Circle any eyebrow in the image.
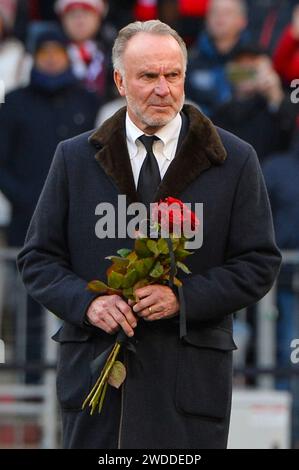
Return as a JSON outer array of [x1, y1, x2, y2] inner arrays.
[[138, 68, 182, 76]]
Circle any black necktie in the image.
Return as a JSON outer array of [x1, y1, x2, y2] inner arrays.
[[137, 135, 161, 205]]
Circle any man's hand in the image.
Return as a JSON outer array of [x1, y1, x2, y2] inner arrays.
[[256, 57, 284, 107], [86, 295, 138, 336], [131, 285, 180, 321]]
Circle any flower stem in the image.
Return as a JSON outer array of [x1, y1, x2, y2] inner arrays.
[[83, 342, 122, 415]]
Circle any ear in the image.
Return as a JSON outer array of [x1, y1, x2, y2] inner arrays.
[[114, 70, 126, 97]]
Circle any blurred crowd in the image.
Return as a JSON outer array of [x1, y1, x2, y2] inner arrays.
[[0, 0, 299, 445]]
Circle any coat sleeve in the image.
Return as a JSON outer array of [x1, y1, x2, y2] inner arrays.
[[182, 145, 282, 324], [17, 141, 99, 328]]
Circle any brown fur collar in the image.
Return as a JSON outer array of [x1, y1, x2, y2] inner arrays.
[[89, 104, 227, 202]]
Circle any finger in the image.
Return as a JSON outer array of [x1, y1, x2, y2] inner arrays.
[[134, 286, 154, 299], [143, 305, 165, 321], [133, 295, 155, 315], [110, 307, 135, 337], [97, 317, 120, 335], [116, 300, 138, 328]]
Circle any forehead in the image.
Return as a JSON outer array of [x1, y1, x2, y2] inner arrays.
[[209, 0, 241, 14], [123, 33, 184, 68]]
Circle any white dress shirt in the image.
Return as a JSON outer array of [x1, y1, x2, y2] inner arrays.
[[125, 112, 182, 188]]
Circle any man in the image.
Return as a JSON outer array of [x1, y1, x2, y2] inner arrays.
[[212, 45, 296, 161], [18, 20, 281, 449], [0, 29, 100, 247], [185, 0, 250, 116]]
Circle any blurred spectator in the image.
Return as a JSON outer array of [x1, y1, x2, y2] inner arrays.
[[105, 0, 135, 30], [213, 46, 296, 160], [262, 140, 299, 445], [177, 0, 210, 47], [246, 0, 295, 53], [133, 1, 209, 47], [0, 29, 100, 247], [0, 0, 30, 93], [273, 3, 299, 85], [55, 0, 113, 99], [0, 29, 100, 383], [28, 0, 57, 21], [185, 0, 250, 116]]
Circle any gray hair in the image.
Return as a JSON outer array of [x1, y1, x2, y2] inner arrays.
[[112, 20, 188, 75]]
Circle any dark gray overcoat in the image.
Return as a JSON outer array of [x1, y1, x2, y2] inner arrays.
[[17, 105, 281, 449]]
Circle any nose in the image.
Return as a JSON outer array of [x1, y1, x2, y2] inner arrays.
[[154, 76, 170, 97]]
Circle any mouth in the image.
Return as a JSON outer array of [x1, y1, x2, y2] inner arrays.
[[149, 104, 171, 109]]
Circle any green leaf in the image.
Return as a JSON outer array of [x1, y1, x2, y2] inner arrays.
[[127, 251, 138, 263], [108, 360, 126, 389], [147, 239, 160, 256], [163, 275, 182, 287], [117, 248, 132, 258], [105, 256, 130, 267], [122, 287, 134, 299], [175, 248, 193, 261], [149, 261, 164, 278], [123, 269, 138, 288], [133, 279, 150, 292], [173, 276, 183, 287], [134, 238, 152, 258], [108, 271, 124, 289], [157, 238, 169, 254], [143, 257, 155, 273], [87, 280, 109, 293], [132, 257, 155, 278], [177, 261, 192, 274]]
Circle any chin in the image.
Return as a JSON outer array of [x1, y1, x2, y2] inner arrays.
[[144, 111, 176, 128]]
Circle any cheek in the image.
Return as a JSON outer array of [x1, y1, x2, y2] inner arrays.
[[127, 83, 153, 101]]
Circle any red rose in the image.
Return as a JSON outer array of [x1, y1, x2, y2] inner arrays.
[[152, 197, 199, 236]]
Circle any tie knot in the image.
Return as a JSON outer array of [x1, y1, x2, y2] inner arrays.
[[138, 134, 159, 153]]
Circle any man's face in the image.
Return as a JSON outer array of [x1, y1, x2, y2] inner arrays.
[[207, 0, 247, 41], [114, 33, 185, 134]]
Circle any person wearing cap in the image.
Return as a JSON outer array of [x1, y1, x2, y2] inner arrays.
[[17, 19, 281, 448], [55, 0, 112, 99]]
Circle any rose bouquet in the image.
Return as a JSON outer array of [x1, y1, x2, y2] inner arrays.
[[82, 197, 199, 415]]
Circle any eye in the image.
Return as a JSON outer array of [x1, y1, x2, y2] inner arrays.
[[141, 73, 157, 80], [166, 72, 180, 80]]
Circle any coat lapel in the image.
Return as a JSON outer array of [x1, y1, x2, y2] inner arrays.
[[89, 107, 138, 203], [89, 104, 227, 203]]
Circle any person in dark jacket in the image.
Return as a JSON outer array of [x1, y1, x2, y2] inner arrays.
[[0, 29, 100, 247], [17, 20, 281, 449], [212, 45, 297, 161], [0, 29, 100, 383], [185, 0, 250, 116]]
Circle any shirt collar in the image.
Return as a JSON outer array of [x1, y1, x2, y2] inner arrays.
[[126, 112, 182, 161]]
